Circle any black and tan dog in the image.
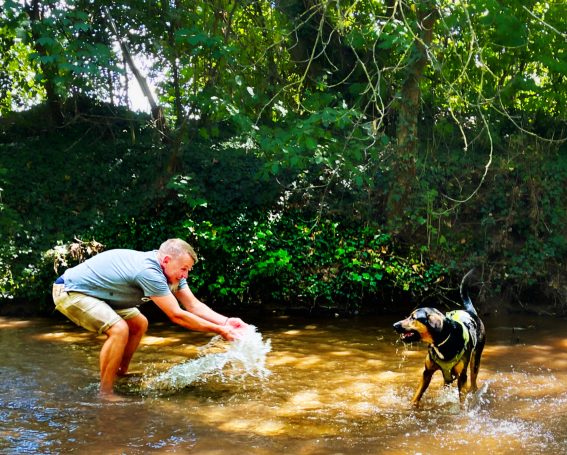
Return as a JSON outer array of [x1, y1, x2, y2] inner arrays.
[[393, 269, 485, 407]]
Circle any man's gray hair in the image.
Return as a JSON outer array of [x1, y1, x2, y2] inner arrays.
[[158, 238, 198, 263]]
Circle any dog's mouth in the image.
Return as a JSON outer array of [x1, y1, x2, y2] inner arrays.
[[398, 330, 421, 343]]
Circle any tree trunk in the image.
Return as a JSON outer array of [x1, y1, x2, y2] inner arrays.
[[164, 0, 184, 130], [387, 2, 438, 226], [26, 0, 63, 125], [103, 6, 169, 138]]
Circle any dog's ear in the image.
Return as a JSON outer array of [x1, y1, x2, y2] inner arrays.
[[427, 311, 445, 331]]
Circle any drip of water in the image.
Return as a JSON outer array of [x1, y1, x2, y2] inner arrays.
[[141, 325, 271, 396]]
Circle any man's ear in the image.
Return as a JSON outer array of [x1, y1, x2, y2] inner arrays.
[[161, 255, 171, 265]]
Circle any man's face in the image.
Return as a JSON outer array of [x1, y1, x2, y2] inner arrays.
[[161, 253, 195, 285]]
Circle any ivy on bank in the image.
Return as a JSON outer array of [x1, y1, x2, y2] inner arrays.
[[180, 215, 446, 313]]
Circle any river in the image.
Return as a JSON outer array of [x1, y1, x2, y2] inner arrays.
[[1, 311, 566, 454]]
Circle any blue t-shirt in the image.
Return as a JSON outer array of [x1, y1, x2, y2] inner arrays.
[[61, 249, 187, 309]]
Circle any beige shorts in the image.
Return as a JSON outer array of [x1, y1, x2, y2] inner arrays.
[[52, 284, 141, 334]]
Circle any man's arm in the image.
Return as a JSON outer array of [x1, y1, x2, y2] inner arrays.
[[150, 292, 236, 341], [174, 286, 227, 325], [174, 286, 248, 331]]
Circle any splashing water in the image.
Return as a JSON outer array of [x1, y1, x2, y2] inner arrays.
[[141, 325, 271, 396]]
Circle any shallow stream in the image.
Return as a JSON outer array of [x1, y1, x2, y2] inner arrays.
[[1, 311, 567, 454]]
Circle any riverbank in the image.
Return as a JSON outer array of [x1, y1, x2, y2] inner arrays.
[[1, 293, 564, 320]]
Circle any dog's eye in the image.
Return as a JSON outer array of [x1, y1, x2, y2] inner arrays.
[[412, 310, 426, 323]]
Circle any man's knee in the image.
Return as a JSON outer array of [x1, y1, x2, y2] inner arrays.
[[106, 319, 130, 340], [129, 314, 148, 336]]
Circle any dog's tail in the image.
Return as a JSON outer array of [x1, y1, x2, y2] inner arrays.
[[460, 268, 478, 316]]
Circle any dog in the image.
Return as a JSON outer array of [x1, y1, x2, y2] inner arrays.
[[393, 269, 485, 407]]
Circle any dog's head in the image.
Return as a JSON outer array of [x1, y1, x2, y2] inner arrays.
[[393, 307, 446, 344]]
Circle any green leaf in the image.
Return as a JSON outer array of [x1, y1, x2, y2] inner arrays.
[[305, 137, 317, 150], [539, 56, 567, 76]]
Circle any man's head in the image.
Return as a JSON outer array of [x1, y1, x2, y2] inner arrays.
[[157, 239, 198, 285]]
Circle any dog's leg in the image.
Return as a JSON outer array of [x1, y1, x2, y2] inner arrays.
[[457, 367, 469, 403], [469, 343, 484, 393], [411, 369, 434, 406], [411, 357, 437, 407]]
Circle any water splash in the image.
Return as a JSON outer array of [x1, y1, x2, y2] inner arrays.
[[466, 380, 491, 411], [141, 325, 271, 396]]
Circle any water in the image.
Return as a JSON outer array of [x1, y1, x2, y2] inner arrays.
[[1, 312, 567, 454], [140, 325, 271, 395]]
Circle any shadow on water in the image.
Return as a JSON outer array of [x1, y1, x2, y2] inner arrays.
[[1, 313, 567, 454]]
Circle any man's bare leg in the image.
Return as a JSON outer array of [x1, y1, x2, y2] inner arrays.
[[117, 314, 148, 377], [99, 320, 129, 397]]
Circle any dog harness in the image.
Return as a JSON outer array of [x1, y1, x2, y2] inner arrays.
[[429, 310, 470, 383]]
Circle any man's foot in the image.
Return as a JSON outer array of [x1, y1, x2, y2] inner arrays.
[[99, 392, 131, 402]]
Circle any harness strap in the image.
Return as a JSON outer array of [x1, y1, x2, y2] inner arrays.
[[429, 312, 470, 382]]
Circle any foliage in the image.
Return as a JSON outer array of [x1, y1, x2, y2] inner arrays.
[[414, 120, 567, 305], [177, 214, 447, 313], [0, 0, 566, 315], [0, 20, 44, 113], [0, 101, 161, 306]]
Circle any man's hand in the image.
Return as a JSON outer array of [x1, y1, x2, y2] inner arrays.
[[225, 317, 247, 330], [217, 325, 239, 341], [217, 317, 249, 341]]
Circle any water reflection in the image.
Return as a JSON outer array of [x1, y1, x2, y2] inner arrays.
[[1, 314, 567, 454]]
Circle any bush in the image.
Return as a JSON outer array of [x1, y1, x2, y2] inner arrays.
[[180, 212, 447, 314]]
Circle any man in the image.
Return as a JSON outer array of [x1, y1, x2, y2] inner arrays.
[[52, 238, 247, 399]]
